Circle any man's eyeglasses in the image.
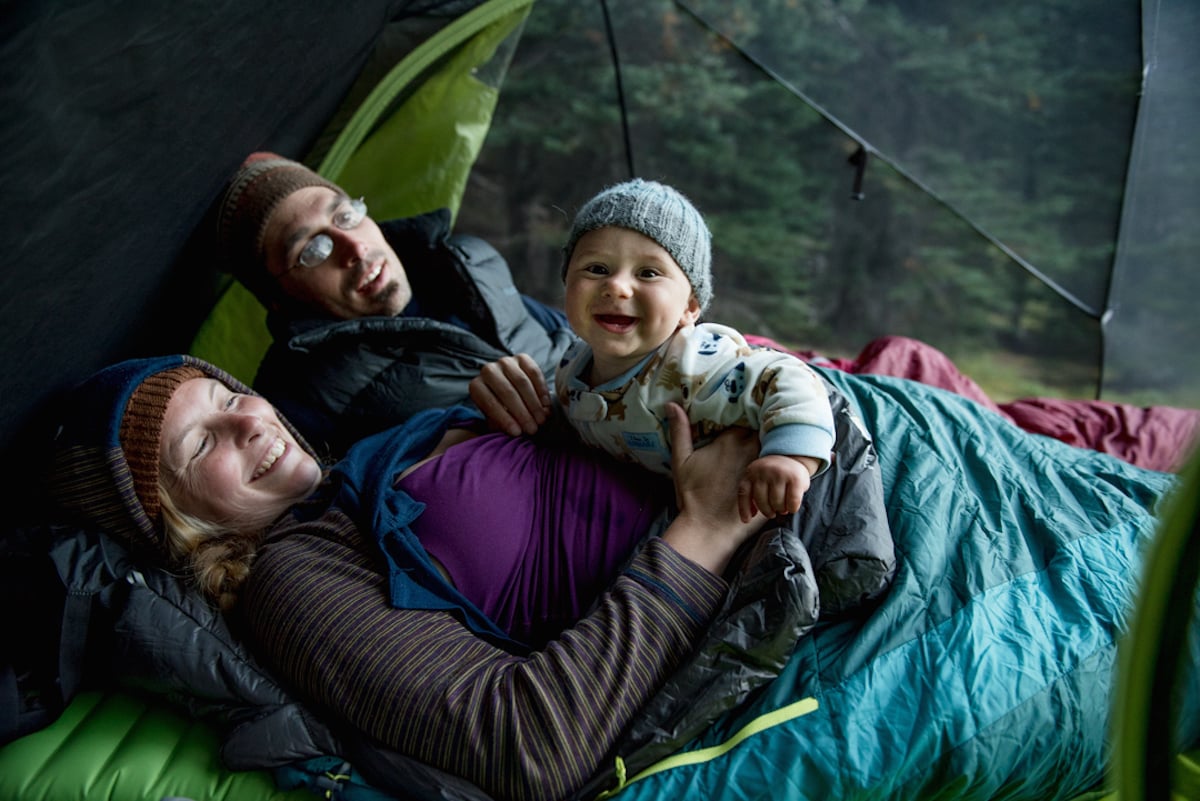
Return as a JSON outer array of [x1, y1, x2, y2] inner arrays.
[[288, 197, 368, 272]]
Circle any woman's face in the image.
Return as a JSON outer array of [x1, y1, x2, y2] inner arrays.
[[157, 377, 323, 529]]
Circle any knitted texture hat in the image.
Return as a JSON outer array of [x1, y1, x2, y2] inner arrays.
[[119, 365, 206, 530], [215, 152, 341, 307], [562, 178, 713, 312], [48, 355, 315, 560]]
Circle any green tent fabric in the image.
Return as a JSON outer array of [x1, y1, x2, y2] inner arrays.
[[1113, 447, 1200, 801], [190, 0, 533, 384]]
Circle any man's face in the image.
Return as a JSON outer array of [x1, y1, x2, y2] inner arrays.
[[261, 186, 411, 319]]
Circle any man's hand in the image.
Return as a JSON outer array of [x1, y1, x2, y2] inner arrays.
[[468, 354, 552, 436]]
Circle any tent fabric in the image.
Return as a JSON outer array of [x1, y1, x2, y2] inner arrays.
[[454, 0, 1200, 408], [188, 0, 534, 385], [2, 1, 1198, 800], [1113, 449, 1200, 799], [1107, 0, 1200, 400], [0, 0, 490, 512]]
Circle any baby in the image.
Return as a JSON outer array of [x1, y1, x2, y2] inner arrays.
[[473, 178, 835, 522]]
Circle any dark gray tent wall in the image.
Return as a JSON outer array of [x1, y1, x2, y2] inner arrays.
[[0, 0, 486, 517], [1108, 0, 1200, 403]]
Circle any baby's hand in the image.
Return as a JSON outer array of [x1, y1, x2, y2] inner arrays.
[[737, 455, 815, 523], [468, 354, 552, 436]]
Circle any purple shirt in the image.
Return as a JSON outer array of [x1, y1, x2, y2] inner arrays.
[[396, 433, 666, 645]]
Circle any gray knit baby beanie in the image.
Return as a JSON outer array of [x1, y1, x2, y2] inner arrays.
[[562, 178, 713, 312]]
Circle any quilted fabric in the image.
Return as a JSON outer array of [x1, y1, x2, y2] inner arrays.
[[599, 368, 1196, 801]]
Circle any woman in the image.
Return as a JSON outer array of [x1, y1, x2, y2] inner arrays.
[[48, 354, 769, 801]]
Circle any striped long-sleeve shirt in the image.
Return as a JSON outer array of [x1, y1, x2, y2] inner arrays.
[[236, 507, 726, 801]]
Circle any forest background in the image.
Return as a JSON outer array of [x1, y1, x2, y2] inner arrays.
[[452, 0, 1197, 406]]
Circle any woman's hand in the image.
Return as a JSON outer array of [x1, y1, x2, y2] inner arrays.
[[661, 402, 765, 574], [468, 354, 552, 436]]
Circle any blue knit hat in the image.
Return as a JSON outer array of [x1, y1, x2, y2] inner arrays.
[[562, 179, 713, 312], [48, 355, 314, 560]]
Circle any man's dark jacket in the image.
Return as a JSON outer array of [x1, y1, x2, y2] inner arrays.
[[253, 209, 576, 457]]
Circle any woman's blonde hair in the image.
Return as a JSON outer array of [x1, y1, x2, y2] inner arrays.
[[158, 484, 263, 612]]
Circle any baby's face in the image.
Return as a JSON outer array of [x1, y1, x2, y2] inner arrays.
[[563, 226, 700, 385]]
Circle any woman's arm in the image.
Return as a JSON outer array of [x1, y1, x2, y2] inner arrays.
[[239, 411, 762, 801]]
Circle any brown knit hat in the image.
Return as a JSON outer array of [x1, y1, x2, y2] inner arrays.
[[119, 365, 207, 530], [215, 152, 342, 307]]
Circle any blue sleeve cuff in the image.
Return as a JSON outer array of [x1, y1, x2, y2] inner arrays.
[[760, 423, 834, 475]]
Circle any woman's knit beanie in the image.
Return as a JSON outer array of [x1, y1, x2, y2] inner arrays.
[[562, 178, 713, 313], [47, 355, 314, 560], [214, 152, 341, 308], [120, 364, 207, 531]]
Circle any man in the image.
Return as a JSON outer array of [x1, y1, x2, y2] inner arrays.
[[214, 152, 575, 456]]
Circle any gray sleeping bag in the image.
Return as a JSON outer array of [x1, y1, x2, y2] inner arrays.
[[575, 377, 896, 796]]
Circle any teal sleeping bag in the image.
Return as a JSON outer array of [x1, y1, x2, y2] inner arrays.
[[595, 368, 1194, 801]]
